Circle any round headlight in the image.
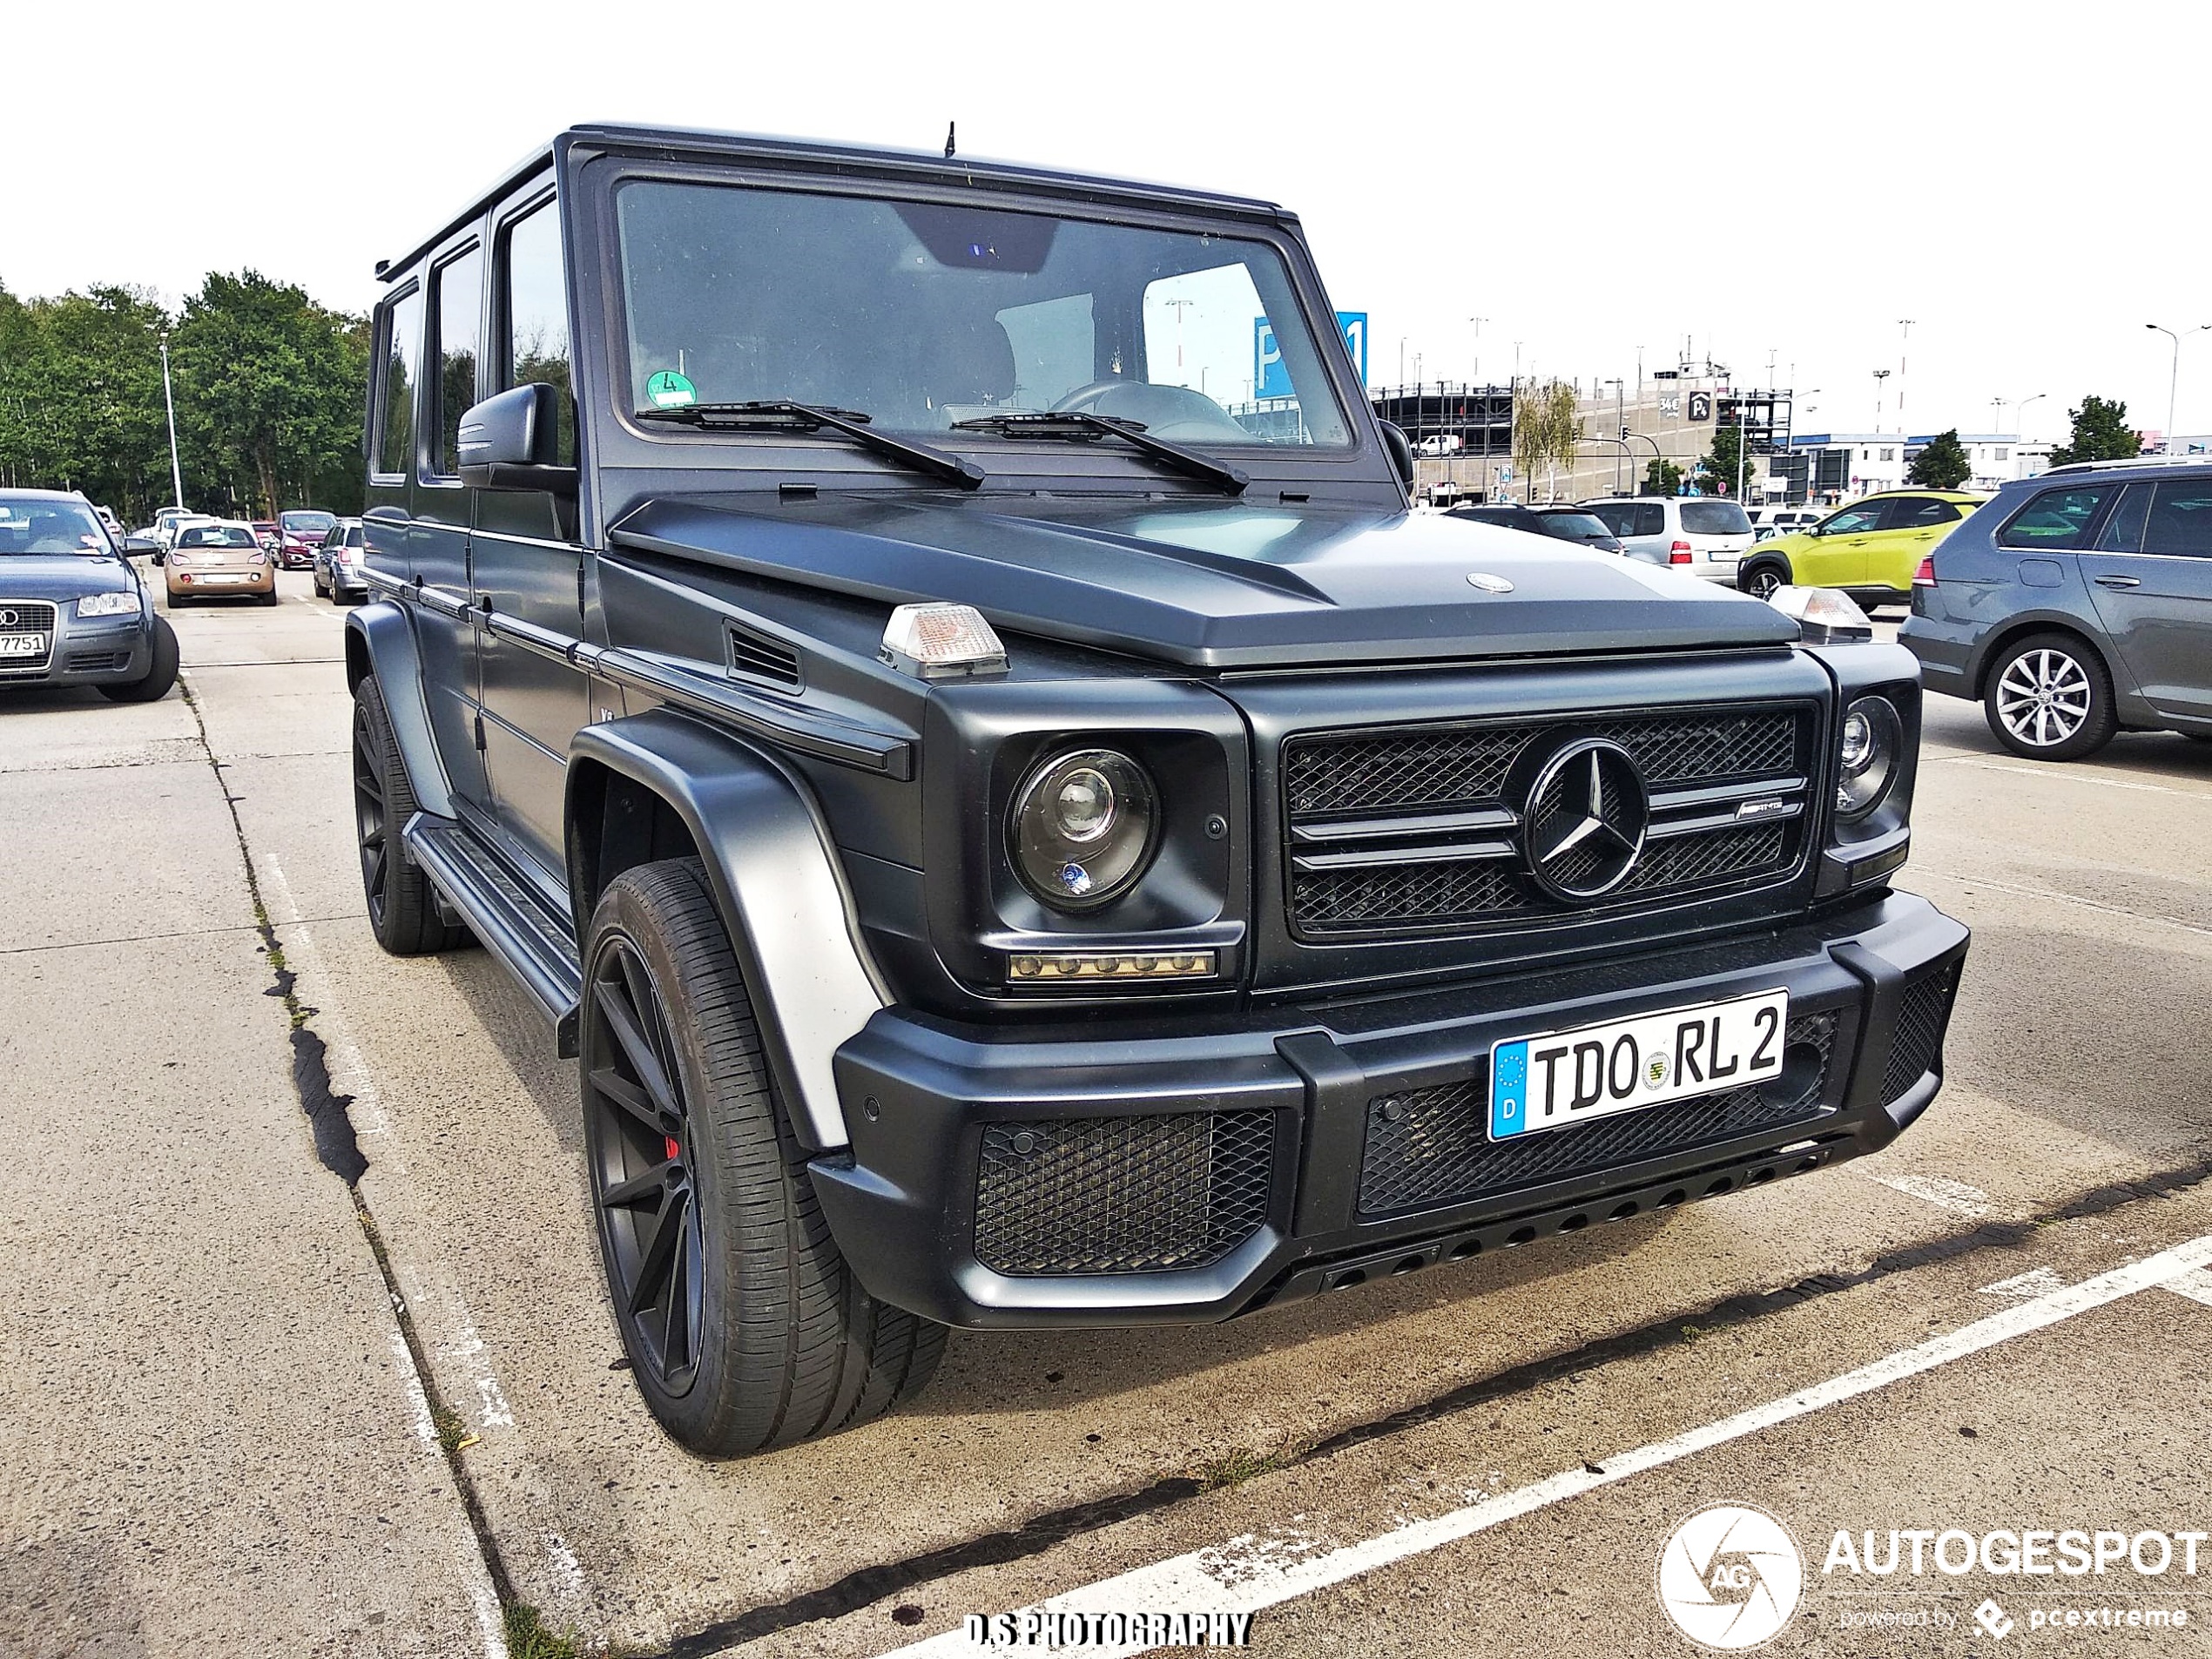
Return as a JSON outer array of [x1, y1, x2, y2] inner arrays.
[[1836, 695, 1902, 820], [1010, 748, 1157, 908]]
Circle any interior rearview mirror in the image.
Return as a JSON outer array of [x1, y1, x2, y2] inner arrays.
[[458, 383, 578, 496]]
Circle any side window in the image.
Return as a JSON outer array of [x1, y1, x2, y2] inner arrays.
[[1585, 504, 1630, 535], [431, 245, 483, 478], [1635, 503, 1665, 536], [1999, 485, 2112, 550], [1888, 497, 1961, 529], [501, 197, 575, 466], [2144, 480, 2212, 557], [1819, 503, 1886, 536], [375, 287, 422, 477], [2092, 483, 2150, 553], [998, 293, 1095, 408]]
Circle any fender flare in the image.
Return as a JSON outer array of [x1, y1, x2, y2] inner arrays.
[[568, 710, 886, 1150], [344, 602, 455, 818]]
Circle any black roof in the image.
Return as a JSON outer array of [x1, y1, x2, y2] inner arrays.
[[377, 123, 1293, 283]]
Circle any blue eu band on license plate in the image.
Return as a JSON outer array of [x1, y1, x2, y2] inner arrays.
[[1488, 988, 1791, 1141]]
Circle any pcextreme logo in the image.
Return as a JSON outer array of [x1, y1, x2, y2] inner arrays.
[[1656, 1504, 1805, 1649]]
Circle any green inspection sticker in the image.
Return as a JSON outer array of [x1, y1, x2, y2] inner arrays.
[[646, 370, 697, 408]]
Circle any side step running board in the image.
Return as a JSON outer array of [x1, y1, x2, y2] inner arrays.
[[403, 812, 583, 1056]]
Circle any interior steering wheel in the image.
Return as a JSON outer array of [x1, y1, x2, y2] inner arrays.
[[1049, 378, 1252, 443]]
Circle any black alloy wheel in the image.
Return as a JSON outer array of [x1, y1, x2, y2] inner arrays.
[[1742, 562, 1786, 600], [584, 933, 706, 1393], [351, 675, 463, 954]]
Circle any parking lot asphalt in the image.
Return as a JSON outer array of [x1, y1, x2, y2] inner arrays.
[[4, 580, 2210, 1657]]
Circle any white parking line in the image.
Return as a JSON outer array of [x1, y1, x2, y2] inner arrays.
[[1937, 874, 2212, 942], [2165, 1267, 2212, 1310], [1929, 755, 2212, 800], [887, 1234, 2212, 1657], [1864, 1172, 1993, 1217], [1977, 1266, 2066, 1298]]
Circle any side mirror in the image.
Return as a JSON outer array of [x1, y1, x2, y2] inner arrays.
[[458, 383, 577, 496], [1378, 420, 1416, 490], [124, 535, 160, 556]]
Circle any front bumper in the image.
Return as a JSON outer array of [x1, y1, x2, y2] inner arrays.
[[813, 891, 1968, 1328], [0, 610, 152, 688]]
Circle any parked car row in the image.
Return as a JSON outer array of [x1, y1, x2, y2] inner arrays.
[[0, 489, 179, 701]]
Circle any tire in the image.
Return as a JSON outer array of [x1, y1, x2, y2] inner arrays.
[[313, 567, 327, 597], [259, 587, 280, 607], [581, 858, 944, 1456], [352, 673, 464, 953], [98, 617, 179, 703], [1739, 559, 1789, 599], [1983, 631, 2117, 761]]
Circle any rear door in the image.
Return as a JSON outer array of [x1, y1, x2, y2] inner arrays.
[[1869, 495, 1967, 594], [469, 184, 590, 888], [2081, 476, 2212, 720]]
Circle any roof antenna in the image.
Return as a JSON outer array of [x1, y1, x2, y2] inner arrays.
[[944, 121, 956, 159]]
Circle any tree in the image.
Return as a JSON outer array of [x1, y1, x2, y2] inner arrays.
[[1699, 418, 1758, 497], [2048, 395, 2141, 467], [0, 283, 175, 523], [1512, 380, 1581, 501], [170, 270, 368, 517], [1642, 457, 1683, 496], [1907, 429, 1973, 489]]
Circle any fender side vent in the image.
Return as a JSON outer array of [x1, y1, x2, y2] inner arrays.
[[724, 619, 802, 693]]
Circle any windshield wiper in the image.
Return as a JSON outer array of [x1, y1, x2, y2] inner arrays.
[[951, 411, 1249, 496], [637, 401, 987, 490]]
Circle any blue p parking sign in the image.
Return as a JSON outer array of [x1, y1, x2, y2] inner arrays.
[[1255, 312, 1368, 397]]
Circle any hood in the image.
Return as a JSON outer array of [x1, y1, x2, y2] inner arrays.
[[0, 555, 133, 602], [610, 496, 1801, 670]]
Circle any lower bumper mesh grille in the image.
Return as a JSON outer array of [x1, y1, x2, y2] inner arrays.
[[974, 1111, 1275, 1276], [1881, 962, 1958, 1103], [1358, 1014, 1838, 1217]]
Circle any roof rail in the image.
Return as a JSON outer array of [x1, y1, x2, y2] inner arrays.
[[2041, 453, 2212, 475]]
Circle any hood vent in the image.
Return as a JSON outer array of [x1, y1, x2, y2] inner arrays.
[[724, 618, 802, 693]]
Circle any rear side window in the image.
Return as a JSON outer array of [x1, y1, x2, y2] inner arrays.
[[1636, 503, 1665, 536], [2000, 485, 2112, 550], [1679, 500, 1751, 535], [2093, 483, 2149, 552], [376, 287, 422, 477], [1889, 497, 1962, 529], [1583, 503, 1634, 535], [432, 245, 483, 477], [2145, 480, 2212, 556]]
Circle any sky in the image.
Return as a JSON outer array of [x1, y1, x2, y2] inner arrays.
[[10, 0, 2212, 445]]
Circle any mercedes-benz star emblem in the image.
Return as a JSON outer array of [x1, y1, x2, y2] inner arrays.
[[1522, 738, 1649, 902], [1465, 571, 1514, 592]]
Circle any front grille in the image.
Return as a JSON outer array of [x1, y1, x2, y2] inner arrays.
[[0, 599, 58, 673], [974, 1110, 1275, 1276], [1881, 963, 1958, 1103], [1285, 705, 1813, 939], [1358, 1013, 1838, 1217]]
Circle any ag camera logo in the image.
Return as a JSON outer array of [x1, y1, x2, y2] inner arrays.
[[1657, 1504, 1804, 1649]]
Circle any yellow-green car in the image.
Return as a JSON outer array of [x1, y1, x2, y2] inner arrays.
[[1737, 490, 1985, 604]]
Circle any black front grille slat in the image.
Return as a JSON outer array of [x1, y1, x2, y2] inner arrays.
[[1881, 963, 1958, 1103], [974, 1111, 1275, 1276], [1284, 705, 1811, 938], [1358, 1014, 1838, 1217]]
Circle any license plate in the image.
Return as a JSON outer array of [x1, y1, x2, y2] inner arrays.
[[1489, 988, 1790, 1140], [202, 572, 248, 584], [0, 632, 45, 658]]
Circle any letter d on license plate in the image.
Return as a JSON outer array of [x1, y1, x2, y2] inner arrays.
[[1488, 988, 1791, 1140]]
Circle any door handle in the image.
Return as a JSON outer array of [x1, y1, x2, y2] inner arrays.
[[2094, 574, 2141, 590]]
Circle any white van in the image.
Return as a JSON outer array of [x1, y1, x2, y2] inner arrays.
[[1577, 496, 1756, 583]]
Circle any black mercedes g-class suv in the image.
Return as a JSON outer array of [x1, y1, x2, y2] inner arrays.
[[347, 125, 1967, 1456]]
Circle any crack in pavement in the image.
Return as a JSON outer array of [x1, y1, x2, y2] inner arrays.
[[175, 672, 520, 1658]]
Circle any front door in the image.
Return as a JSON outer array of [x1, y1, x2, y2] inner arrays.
[[2082, 476, 2212, 720], [472, 188, 588, 889], [1800, 499, 1885, 589], [415, 242, 489, 813]]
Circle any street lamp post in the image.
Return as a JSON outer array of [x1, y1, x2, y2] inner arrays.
[[1871, 368, 1892, 432], [2142, 323, 2209, 449], [158, 332, 185, 510], [2015, 392, 2047, 443]]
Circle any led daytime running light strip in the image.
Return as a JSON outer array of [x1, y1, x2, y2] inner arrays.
[[1008, 949, 1217, 982]]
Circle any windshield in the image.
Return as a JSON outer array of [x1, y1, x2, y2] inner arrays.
[[1679, 500, 1751, 535], [280, 510, 337, 534], [1538, 512, 1615, 542], [614, 180, 1350, 448], [0, 496, 110, 556], [177, 525, 257, 549]]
